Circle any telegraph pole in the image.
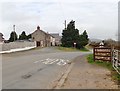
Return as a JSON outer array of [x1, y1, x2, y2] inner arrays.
[[64, 20, 66, 30], [13, 25, 15, 41]]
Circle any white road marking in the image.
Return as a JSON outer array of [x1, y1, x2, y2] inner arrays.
[[57, 59, 67, 65], [34, 58, 69, 66], [34, 61, 39, 63], [47, 59, 56, 64], [66, 60, 70, 62], [39, 60, 44, 62]]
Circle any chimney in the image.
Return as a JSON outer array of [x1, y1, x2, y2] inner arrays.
[[37, 26, 40, 30]]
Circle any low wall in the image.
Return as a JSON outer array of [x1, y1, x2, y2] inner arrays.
[[0, 41, 36, 51]]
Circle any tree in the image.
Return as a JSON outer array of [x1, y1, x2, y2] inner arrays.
[[9, 31, 18, 42], [19, 31, 27, 40], [27, 34, 31, 40], [61, 20, 89, 49], [61, 20, 79, 47], [82, 30, 89, 40], [78, 30, 89, 48]]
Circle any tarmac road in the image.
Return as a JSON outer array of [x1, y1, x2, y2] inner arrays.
[[2, 47, 90, 89]]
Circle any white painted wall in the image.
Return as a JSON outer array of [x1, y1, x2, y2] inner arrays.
[[1, 41, 36, 51], [50, 36, 55, 46]]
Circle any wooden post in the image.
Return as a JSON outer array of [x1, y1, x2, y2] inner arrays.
[[93, 47, 95, 61], [110, 47, 112, 63], [64, 20, 67, 30]]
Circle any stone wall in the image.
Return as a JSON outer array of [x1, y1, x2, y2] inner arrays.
[[0, 41, 36, 51]]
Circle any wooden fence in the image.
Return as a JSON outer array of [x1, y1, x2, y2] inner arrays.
[[93, 46, 120, 75]]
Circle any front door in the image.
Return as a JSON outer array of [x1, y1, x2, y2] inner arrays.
[[36, 41, 40, 47]]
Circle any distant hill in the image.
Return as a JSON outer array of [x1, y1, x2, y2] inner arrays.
[[89, 38, 102, 43]]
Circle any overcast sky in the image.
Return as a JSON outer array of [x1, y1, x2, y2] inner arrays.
[[0, 0, 119, 40]]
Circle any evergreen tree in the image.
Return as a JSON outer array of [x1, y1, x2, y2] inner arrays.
[[83, 30, 89, 45], [9, 31, 18, 42], [82, 30, 89, 40], [61, 20, 89, 49], [61, 20, 79, 47], [27, 34, 31, 40], [19, 31, 27, 40], [78, 30, 89, 48]]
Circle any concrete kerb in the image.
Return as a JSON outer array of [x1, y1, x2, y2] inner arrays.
[[55, 62, 74, 89], [0, 46, 36, 54]]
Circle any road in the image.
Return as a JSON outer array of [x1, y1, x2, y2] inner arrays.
[[2, 47, 90, 89]]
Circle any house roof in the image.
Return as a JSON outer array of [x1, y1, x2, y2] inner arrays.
[[31, 26, 55, 38], [31, 26, 48, 35], [31, 29, 45, 35], [50, 33, 61, 39]]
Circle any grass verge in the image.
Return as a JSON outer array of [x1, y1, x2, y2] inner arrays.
[[87, 54, 120, 85], [57, 46, 89, 52]]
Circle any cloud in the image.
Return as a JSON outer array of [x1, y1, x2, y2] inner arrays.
[[0, 0, 118, 40], [0, 0, 119, 3]]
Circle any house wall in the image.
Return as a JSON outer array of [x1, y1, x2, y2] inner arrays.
[[32, 30, 51, 47], [50, 37, 55, 46], [50, 34, 61, 46], [45, 34, 51, 47], [32, 30, 46, 47], [0, 33, 4, 43], [0, 37, 3, 42]]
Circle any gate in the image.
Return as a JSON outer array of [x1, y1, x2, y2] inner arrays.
[[112, 49, 120, 75], [93, 46, 120, 75]]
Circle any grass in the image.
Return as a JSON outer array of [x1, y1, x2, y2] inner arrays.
[[80, 47, 90, 52], [57, 46, 89, 52], [85, 44, 93, 50], [87, 54, 120, 85]]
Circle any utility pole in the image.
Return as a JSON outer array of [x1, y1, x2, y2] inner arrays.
[[13, 25, 15, 41], [64, 20, 66, 30]]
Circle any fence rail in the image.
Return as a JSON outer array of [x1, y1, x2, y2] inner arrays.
[[112, 49, 120, 75], [93, 47, 120, 75]]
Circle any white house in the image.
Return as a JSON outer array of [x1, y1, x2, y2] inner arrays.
[[50, 33, 61, 46]]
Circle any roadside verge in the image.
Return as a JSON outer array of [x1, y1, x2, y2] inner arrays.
[[56, 54, 118, 89], [87, 54, 120, 88]]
